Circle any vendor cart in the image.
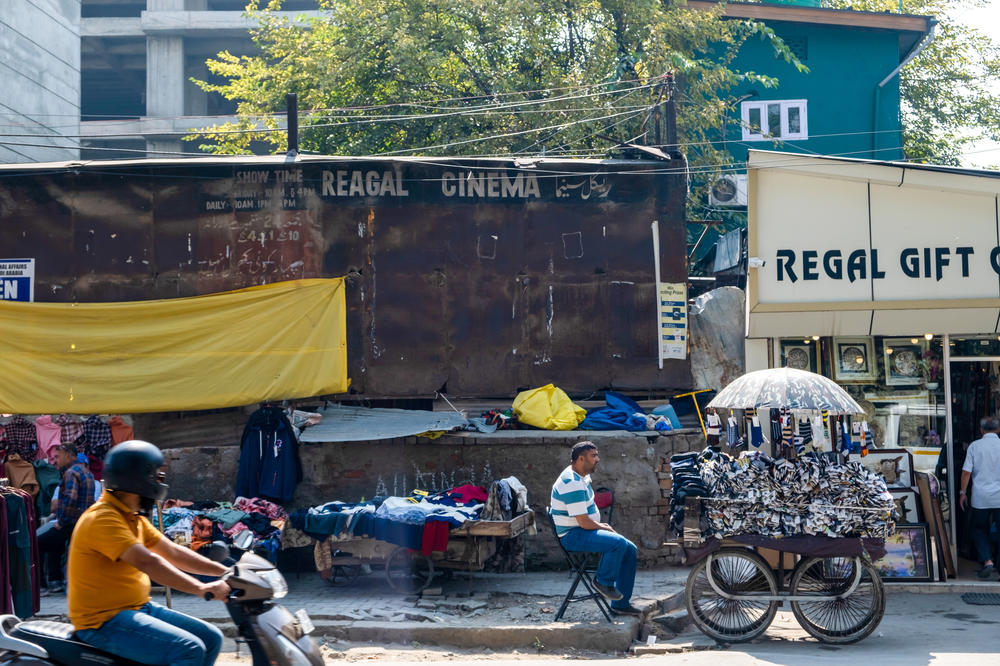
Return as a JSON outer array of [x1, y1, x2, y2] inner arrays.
[[320, 510, 535, 593], [669, 496, 887, 645]]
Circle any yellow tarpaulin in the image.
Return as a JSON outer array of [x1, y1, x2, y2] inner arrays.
[[0, 278, 348, 414]]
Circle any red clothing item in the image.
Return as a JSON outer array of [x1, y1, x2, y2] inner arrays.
[[420, 520, 450, 556], [446, 484, 488, 505], [108, 416, 134, 446]]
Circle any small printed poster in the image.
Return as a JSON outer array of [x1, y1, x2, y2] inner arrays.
[[0, 259, 34, 302], [659, 282, 687, 360]]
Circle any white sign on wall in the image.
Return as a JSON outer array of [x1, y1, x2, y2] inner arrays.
[[0, 259, 34, 302]]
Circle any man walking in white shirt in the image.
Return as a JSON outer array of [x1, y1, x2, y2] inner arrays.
[[960, 416, 1000, 578]]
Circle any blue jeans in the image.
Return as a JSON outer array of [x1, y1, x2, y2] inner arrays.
[[560, 527, 637, 609], [970, 507, 1000, 564], [76, 601, 223, 666]]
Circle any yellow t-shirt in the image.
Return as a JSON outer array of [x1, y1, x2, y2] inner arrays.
[[67, 490, 162, 630]]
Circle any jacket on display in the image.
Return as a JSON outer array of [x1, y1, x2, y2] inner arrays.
[[235, 407, 301, 503]]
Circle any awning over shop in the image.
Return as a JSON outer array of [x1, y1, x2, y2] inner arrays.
[[747, 150, 1000, 337], [0, 278, 347, 413]]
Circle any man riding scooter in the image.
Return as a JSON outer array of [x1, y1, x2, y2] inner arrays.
[[67, 440, 230, 666]]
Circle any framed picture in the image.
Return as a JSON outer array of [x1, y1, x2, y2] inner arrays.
[[859, 448, 914, 489], [883, 337, 926, 386], [780, 339, 818, 373], [890, 488, 921, 523], [872, 523, 932, 582], [832, 337, 876, 382]]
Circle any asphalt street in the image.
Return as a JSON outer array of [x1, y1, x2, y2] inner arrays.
[[209, 591, 1000, 664]]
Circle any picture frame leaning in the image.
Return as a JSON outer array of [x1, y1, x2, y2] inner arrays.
[[872, 523, 932, 582], [832, 337, 876, 383]]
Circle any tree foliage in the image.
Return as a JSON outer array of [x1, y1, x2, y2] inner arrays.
[[831, 0, 1000, 166], [190, 0, 801, 160]]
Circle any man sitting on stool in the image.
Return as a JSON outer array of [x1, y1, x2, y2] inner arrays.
[[550, 441, 640, 616]]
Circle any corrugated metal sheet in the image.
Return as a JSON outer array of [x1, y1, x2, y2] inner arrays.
[[0, 155, 689, 398]]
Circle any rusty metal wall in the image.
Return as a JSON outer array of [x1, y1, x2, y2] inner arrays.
[[0, 156, 689, 397]]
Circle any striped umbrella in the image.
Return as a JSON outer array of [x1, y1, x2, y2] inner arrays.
[[707, 367, 863, 415]]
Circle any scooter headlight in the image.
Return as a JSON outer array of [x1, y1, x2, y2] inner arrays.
[[257, 568, 288, 599]]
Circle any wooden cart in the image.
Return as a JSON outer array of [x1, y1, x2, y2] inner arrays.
[[668, 497, 888, 645], [322, 510, 535, 593]]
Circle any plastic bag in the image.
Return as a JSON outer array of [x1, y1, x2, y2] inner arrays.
[[512, 384, 586, 430]]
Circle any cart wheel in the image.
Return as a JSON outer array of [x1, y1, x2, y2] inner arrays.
[[685, 548, 779, 643], [789, 556, 885, 644], [384, 547, 435, 593]]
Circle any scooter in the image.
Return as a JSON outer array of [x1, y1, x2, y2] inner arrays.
[[0, 543, 323, 666]]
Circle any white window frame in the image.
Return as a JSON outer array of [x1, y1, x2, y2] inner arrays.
[[740, 99, 808, 141]]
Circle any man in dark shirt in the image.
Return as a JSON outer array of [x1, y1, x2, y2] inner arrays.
[[38, 442, 96, 594]]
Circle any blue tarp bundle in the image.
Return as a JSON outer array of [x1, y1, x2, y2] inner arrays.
[[579, 392, 649, 431]]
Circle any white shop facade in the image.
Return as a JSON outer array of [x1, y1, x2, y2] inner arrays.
[[745, 149, 1000, 574]]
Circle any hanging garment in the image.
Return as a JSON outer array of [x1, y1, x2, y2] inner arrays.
[[0, 493, 10, 615], [4, 456, 39, 497], [726, 416, 744, 449], [33, 416, 61, 466], [706, 412, 722, 446], [769, 410, 782, 445], [108, 416, 134, 446], [839, 419, 852, 456], [810, 415, 828, 452], [5, 490, 34, 618], [749, 415, 765, 448], [32, 460, 60, 519], [861, 421, 873, 457], [5, 417, 37, 463], [82, 416, 112, 460], [235, 407, 301, 503], [850, 421, 863, 455], [780, 412, 795, 459], [54, 415, 84, 447]]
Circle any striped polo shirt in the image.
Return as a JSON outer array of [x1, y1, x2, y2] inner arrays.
[[550, 465, 600, 537]]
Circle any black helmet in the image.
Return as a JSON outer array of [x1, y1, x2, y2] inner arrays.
[[104, 440, 169, 503]]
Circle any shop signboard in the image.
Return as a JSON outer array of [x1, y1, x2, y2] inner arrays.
[[747, 150, 1000, 336], [0, 156, 689, 397], [0, 259, 34, 302]]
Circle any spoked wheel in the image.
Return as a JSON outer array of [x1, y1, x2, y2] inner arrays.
[[685, 548, 779, 643], [384, 546, 435, 593], [790, 556, 885, 644]]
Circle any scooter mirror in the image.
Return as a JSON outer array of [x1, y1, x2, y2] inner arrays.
[[233, 529, 254, 551], [207, 541, 231, 562]]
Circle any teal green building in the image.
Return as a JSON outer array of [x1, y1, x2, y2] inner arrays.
[[697, 1, 935, 166]]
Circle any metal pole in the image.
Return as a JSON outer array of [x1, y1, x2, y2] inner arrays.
[[664, 74, 678, 158], [286, 93, 299, 156], [652, 220, 663, 370], [942, 333, 957, 573]]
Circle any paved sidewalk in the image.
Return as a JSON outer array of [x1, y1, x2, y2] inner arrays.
[[39, 566, 689, 621], [36, 567, 690, 651]]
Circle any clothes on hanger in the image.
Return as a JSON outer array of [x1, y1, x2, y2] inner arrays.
[[235, 406, 302, 503]]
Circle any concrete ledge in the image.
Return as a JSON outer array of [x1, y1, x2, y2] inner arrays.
[[885, 580, 1000, 594], [218, 619, 639, 652]]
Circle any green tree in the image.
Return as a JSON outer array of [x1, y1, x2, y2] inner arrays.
[[830, 0, 1000, 166], [189, 0, 801, 160]]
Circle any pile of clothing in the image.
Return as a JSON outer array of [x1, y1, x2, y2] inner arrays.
[[667, 451, 712, 535], [156, 496, 287, 563], [290, 478, 530, 558], [671, 448, 895, 539]]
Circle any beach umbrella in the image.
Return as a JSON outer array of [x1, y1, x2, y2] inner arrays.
[[707, 367, 863, 414]]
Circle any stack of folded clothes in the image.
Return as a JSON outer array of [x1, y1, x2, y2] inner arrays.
[[671, 449, 896, 539], [667, 450, 713, 535]]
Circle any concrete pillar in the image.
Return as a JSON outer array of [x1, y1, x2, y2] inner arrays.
[[146, 35, 185, 119]]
